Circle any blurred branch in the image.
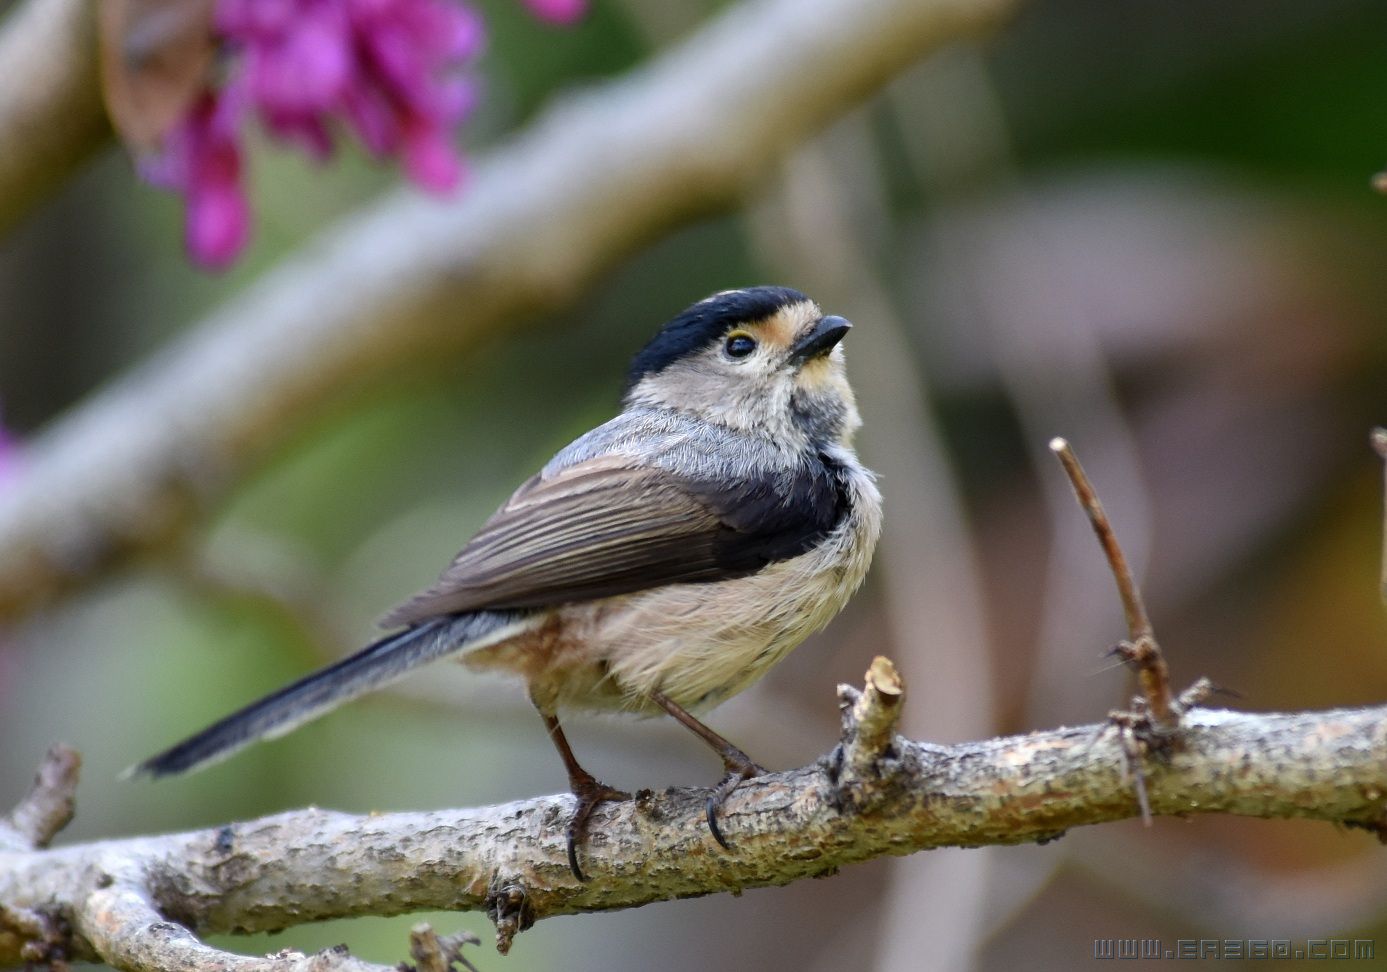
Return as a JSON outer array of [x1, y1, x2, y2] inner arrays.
[[0, 744, 79, 852], [0, 0, 1020, 621], [4, 659, 1387, 968], [0, 0, 110, 235], [1372, 427, 1387, 603]]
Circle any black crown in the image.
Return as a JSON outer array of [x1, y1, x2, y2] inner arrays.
[[624, 286, 809, 395]]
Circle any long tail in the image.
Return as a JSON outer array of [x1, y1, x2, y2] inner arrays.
[[128, 610, 530, 778]]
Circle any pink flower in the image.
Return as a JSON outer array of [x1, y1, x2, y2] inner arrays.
[[143, 91, 251, 269], [143, 0, 578, 269]]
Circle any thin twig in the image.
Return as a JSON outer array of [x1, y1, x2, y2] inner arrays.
[[1049, 437, 1176, 729], [1048, 437, 1153, 642], [1371, 428, 1387, 604]]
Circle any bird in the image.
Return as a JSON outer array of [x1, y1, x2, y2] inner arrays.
[[132, 285, 883, 880]]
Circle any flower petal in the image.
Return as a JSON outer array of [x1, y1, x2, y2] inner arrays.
[[401, 118, 463, 193], [186, 181, 252, 268]]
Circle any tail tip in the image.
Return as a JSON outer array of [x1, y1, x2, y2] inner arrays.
[[122, 749, 196, 781], [119, 759, 157, 782]]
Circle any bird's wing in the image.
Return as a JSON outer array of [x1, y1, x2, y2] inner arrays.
[[379, 452, 845, 626]]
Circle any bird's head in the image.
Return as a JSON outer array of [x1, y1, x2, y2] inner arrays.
[[623, 286, 860, 447]]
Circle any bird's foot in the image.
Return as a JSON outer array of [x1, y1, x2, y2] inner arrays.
[[705, 749, 768, 850], [565, 773, 630, 882]]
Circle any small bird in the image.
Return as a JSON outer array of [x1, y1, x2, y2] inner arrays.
[[133, 286, 882, 879]]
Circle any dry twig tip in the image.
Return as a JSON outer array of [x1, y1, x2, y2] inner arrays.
[[834, 656, 907, 806], [1372, 428, 1387, 604], [1050, 437, 1177, 733], [1048, 438, 1153, 642]]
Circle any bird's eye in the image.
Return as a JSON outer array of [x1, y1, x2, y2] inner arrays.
[[724, 333, 757, 358]]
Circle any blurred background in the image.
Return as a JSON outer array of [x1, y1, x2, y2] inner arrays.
[[4, 0, 1387, 969]]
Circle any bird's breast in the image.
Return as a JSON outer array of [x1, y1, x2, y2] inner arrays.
[[549, 458, 883, 714]]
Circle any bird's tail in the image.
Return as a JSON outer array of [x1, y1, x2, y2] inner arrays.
[[127, 610, 529, 779]]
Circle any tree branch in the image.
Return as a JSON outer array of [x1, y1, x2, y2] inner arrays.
[[81, 881, 402, 972], [3, 659, 1385, 968], [0, 0, 110, 235], [0, 744, 80, 852], [0, 0, 1021, 622]]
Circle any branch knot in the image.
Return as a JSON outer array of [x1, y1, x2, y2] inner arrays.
[[829, 656, 906, 811], [484, 881, 533, 956]]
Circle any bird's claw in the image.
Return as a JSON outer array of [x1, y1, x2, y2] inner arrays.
[[565, 777, 629, 882], [705, 751, 767, 849]]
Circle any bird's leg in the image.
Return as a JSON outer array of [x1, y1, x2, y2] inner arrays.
[[649, 689, 767, 849], [539, 710, 629, 882]]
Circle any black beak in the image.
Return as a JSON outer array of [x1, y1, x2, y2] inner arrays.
[[788, 315, 852, 366]]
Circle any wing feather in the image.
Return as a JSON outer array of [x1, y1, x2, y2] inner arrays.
[[380, 452, 845, 627]]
